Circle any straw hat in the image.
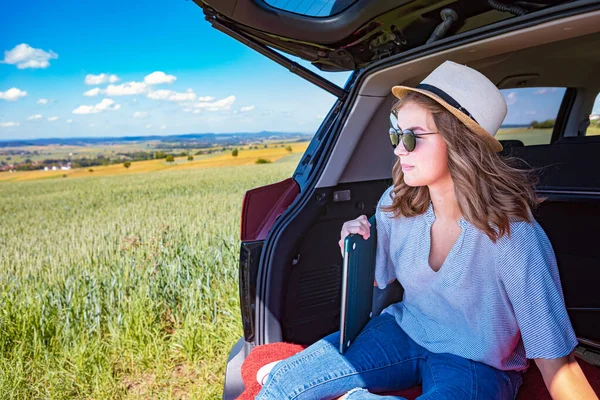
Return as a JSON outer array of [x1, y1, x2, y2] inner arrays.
[[391, 60, 507, 152]]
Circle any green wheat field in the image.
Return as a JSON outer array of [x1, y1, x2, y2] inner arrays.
[[0, 153, 302, 399]]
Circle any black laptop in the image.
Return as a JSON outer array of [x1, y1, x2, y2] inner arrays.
[[339, 215, 377, 354]]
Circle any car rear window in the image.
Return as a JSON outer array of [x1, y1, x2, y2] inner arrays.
[[495, 87, 566, 146], [264, 0, 357, 17], [585, 92, 600, 136]]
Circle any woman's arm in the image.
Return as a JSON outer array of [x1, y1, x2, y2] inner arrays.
[[374, 278, 397, 287], [535, 351, 598, 399]]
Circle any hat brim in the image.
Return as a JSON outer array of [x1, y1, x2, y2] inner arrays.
[[391, 86, 503, 153]]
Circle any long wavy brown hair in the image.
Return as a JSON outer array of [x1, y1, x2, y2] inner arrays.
[[382, 92, 542, 242]]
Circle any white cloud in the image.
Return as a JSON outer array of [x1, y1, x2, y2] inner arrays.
[[84, 73, 119, 85], [0, 122, 20, 127], [526, 111, 536, 115], [27, 114, 42, 120], [160, 124, 167, 129], [147, 88, 196, 102], [66, 119, 72, 123], [0, 87, 27, 101], [240, 105, 255, 112], [83, 87, 102, 97], [47, 116, 59, 122], [197, 96, 215, 102], [73, 98, 121, 114], [83, 82, 146, 96], [37, 98, 49, 104], [145, 124, 152, 128], [147, 90, 173, 100], [89, 123, 95, 127], [133, 111, 147, 119], [505, 92, 517, 105], [144, 71, 176, 85], [105, 81, 147, 96], [2, 43, 58, 69], [533, 89, 547, 95], [192, 95, 236, 112]]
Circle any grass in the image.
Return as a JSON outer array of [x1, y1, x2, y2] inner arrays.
[[586, 125, 600, 135], [495, 128, 553, 146], [0, 151, 304, 399], [495, 125, 600, 145]]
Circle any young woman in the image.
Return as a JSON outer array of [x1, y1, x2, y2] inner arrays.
[[255, 61, 596, 400]]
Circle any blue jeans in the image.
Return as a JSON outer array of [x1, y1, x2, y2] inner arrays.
[[256, 313, 523, 400]]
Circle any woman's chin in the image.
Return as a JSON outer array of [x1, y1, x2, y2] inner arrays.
[[403, 175, 423, 187]]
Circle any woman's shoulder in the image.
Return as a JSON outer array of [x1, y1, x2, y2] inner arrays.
[[375, 186, 401, 227], [498, 217, 549, 245], [495, 217, 555, 268], [377, 185, 395, 208]]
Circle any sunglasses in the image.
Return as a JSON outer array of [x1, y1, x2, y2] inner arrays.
[[389, 110, 438, 152]]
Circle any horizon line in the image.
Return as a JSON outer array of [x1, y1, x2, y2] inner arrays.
[[0, 131, 316, 142]]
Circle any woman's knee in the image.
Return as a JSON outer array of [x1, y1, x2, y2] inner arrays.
[[256, 337, 342, 399]]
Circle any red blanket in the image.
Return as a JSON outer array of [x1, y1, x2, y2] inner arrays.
[[237, 342, 600, 400]]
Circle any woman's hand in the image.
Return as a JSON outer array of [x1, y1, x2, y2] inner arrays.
[[338, 215, 371, 257]]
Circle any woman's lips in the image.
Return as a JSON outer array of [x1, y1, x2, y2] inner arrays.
[[401, 163, 414, 172]]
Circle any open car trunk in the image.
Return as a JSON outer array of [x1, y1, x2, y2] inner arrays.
[[207, 2, 600, 399]]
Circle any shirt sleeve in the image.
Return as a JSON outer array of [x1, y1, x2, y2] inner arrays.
[[496, 220, 578, 359], [374, 186, 396, 289]]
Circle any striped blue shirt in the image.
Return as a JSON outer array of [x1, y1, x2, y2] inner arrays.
[[374, 186, 578, 372]]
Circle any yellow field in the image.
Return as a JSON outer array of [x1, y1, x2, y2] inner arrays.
[[0, 142, 309, 182]]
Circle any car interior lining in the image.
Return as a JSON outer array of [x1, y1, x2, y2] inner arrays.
[[316, 9, 600, 188]]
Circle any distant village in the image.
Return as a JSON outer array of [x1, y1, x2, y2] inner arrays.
[[2, 161, 72, 173], [0, 152, 73, 173]]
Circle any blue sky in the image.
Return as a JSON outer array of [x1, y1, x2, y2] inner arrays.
[[1, 0, 598, 140], [0, 0, 351, 140]]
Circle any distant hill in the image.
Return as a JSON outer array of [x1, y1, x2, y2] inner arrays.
[[0, 131, 313, 148]]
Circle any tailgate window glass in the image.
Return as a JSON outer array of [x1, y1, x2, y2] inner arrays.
[[585, 92, 600, 136], [264, 0, 357, 17], [496, 87, 566, 146]]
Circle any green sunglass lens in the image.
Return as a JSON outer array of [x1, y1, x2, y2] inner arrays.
[[389, 132, 399, 147], [403, 133, 416, 152]]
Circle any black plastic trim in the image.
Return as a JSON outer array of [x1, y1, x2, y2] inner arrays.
[[552, 88, 577, 143], [239, 241, 263, 343]]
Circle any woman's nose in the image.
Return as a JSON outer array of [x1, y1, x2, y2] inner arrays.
[[394, 141, 409, 157]]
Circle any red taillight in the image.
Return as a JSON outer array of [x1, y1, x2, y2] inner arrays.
[[240, 177, 300, 241]]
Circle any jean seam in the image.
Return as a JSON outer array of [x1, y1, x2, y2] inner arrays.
[[513, 374, 523, 400], [289, 356, 425, 400], [418, 358, 437, 400], [471, 361, 478, 400]]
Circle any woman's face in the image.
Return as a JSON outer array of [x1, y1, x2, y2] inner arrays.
[[393, 102, 451, 188]]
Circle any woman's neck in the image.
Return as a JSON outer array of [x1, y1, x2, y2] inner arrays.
[[428, 177, 462, 223]]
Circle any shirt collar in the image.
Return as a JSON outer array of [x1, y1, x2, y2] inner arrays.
[[425, 201, 468, 229]]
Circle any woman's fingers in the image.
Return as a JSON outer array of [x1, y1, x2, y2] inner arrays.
[[339, 215, 372, 256], [341, 216, 371, 238]]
